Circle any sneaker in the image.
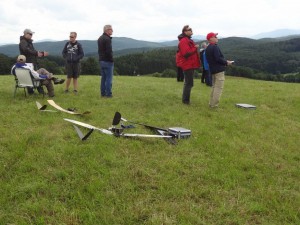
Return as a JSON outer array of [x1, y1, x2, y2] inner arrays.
[[73, 90, 78, 95], [54, 79, 65, 85], [64, 89, 69, 93]]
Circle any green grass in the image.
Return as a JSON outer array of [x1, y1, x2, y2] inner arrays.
[[0, 75, 299, 225]]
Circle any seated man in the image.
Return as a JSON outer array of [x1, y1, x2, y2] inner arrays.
[[11, 55, 65, 97]]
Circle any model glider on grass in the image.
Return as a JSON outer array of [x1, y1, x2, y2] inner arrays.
[[44, 100, 91, 115], [64, 112, 191, 144]]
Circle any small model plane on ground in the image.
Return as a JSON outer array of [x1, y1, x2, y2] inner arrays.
[[64, 112, 191, 144], [48, 100, 91, 115], [235, 103, 256, 109], [36, 100, 91, 115]]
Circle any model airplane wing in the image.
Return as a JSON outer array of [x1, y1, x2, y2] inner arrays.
[[121, 133, 172, 138], [48, 100, 91, 115], [120, 116, 168, 132], [64, 118, 113, 135]]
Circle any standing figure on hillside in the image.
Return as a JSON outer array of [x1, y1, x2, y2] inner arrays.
[[199, 42, 212, 86], [19, 28, 49, 94], [62, 32, 84, 95], [98, 25, 114, 98], [176, 25, 200, 105], [205, 32, 234, 108]]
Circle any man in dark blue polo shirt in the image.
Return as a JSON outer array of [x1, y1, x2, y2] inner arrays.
[[205, 32, 234, 108]]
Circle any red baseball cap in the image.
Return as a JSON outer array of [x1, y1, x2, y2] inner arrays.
[[206, 32, 218, 40]]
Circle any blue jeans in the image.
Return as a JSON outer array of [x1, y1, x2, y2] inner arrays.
[[99, 61, 114, 97]]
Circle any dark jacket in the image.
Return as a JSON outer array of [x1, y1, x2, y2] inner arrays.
[[97, 33, 113, 62], [62, 41, 84, 63], [205, 43, 227, 74], [19, 36, 38, 64], [176, 34, 200, 71]]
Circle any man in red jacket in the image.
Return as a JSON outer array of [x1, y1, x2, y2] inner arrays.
[[176, 25, 200, 104]]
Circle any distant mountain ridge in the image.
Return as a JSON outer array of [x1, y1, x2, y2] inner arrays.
[[251, 29, 300, 39], [0, 37, 172, 57], [1, 29, 300, 57]]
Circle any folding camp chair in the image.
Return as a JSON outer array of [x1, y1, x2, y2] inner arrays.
[[13, 68, 45, 98]]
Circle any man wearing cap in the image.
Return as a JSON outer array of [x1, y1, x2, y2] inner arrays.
[[205, 32, 234, 108], [11, 55, 64, 97], [176, 25, 200, 105], [19, 29, 49, 68], [19, 28, 49, 94]]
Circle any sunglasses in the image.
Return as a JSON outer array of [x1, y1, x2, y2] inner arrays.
[[27, 33, 33, 36], [185, 28, 192, 32], [69, 36, 76, 38]]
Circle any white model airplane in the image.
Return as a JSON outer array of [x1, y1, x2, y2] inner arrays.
[[64, 112, 191, 144], [48, 100, 91, 115], [35, 100, 90, 115]]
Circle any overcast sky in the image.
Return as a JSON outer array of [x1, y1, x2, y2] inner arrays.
[[0, 0, 299, 44]]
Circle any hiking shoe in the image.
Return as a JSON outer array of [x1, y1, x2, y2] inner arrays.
[[64, 89, 69, 93], [73, 90, 78, 95], [54, 78, 65, 85]]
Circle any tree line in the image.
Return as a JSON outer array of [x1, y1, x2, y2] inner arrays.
[[1, 42, 300, 83]]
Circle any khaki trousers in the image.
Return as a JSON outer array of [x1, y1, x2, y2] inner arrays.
[[37, 68, 55, 97], [209, 71, 225, 107]]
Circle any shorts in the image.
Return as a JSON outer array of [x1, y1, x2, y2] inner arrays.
[[65, 63, 80, 78]]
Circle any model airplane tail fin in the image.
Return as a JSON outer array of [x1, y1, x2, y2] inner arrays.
[[73, 125, 94, 141], [36, 101, 47, 110], [112, 112, 122, 126]]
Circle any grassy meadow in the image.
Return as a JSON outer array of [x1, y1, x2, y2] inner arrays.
[[0, 74, 299, 224]]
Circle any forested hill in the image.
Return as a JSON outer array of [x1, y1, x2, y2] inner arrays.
[[1, 35, 299, 58], [221, 37, 300, 74], [0, 37, 168, 57], [1, 36, 300, 82]]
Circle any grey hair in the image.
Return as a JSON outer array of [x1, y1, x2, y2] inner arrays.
[[103, 25, 112, 32], [201, 42, 207, 48], [70, 32, 77, 37]]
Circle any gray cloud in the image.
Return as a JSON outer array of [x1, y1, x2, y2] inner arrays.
[[0, 0, 299, 44]]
